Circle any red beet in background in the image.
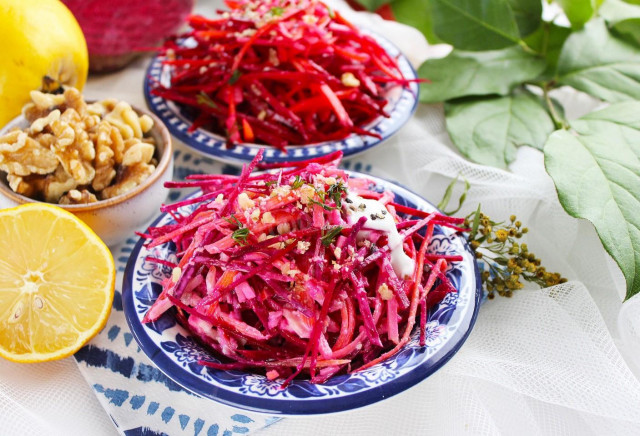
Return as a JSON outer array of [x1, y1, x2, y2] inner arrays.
[[62, 0, 194, 73]]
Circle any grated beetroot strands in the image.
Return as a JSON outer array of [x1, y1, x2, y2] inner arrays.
[[150, 0, 423, 149], [141, 150, 465, 384]]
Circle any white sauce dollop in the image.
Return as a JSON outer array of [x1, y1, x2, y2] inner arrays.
[[345, 193, 415, 278]]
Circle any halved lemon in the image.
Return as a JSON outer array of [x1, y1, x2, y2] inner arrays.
[[0, 203, 115, 362]]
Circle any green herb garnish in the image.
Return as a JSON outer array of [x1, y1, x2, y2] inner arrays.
[[229, 70, 241, 85], [326, 4, 335, 18], [321, 226, 343, 246], [310, 199, 337, 211], [270, 6, 284, 16], [223, 213, 242, 227], [232, 227, 250, 245], [196, 92, 218, 109], [436, 182, 566, 299], [291, 176, 304, 189], [326, 182, 347, 208]]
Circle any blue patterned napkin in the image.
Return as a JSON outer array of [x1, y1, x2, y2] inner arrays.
[[73, 148, 280, 436]]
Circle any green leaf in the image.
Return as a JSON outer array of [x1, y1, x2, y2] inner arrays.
[[556, 18, 640, 102], [430, 0, 521, 50], [507, 0, 542, 36], [445, 91, 555, 168], [543, 102, 640, 300], [523, 22, 572, 79], [391, 0, 442, 44], [556, 0, 598, 28], [418, 46, 546, 102], [600, 0, 640, 46], [351, 0, 391, 11]]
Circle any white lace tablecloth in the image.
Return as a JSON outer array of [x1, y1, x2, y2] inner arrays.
[[2, 1, 640, 434]]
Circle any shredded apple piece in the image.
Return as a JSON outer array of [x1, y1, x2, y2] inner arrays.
[[141, 150, 467, 385]]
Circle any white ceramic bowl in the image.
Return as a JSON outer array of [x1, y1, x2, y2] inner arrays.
[[0, 105, 174, 247]]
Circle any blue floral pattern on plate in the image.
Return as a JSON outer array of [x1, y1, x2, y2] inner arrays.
[[143, 30, 419, 165], [122, 172, 482, 415]]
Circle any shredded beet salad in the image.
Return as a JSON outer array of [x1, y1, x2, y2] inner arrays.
[[150, 0, 415, 150], [141, 150, 467, 385]]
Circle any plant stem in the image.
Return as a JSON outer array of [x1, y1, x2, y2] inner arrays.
[[518, 40, 538, 55], [542, 82, 567, 130]]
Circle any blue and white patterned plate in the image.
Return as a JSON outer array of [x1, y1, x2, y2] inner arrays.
[[122, 172, 482, 415], [143, 30, 419, 165]]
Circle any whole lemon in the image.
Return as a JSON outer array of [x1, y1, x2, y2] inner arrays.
[[0, 0, 88, 127]]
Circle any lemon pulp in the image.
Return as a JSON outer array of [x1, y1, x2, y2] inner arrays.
[[0, 204, 114, 362]]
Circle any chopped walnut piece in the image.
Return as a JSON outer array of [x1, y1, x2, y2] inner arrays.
[[83, 114, 100, 131], [122, 141, 154, 166], [92, 122, 116, 191], [104, 101, 138, 139], [0, 131, 58, 175], [22, 91, 66, 123], [59, 189, 98, 204], [63, 87, 87, 118], [30, 109, 61, 134], [100, 163, 155, 199], [87, 99, 118, 117], [7, 174, 42, 198], [92, 164, 116, 192], [49, 119, 96, 185], [34, 133, 56, 149], [30, 90, 66, 109], [48, 119, 75, 147], [60, 108, 82, 124], [109, 124, 126, 164], [41, 165, 78, 203], [139, 115, 154, 134]]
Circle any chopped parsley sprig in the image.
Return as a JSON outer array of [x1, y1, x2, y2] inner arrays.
[[321, 226, 343, 246], [225, 214, 250, 245], [327, 182, 347, 208], [232, 227, 250, 245]]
